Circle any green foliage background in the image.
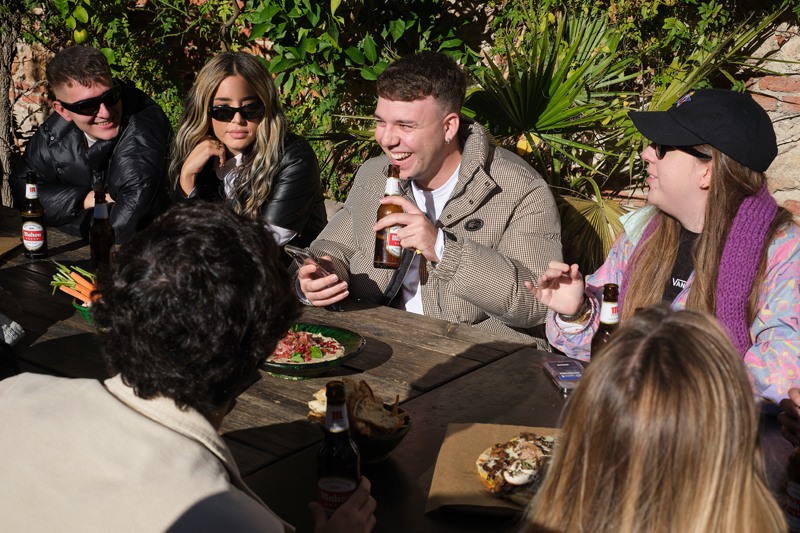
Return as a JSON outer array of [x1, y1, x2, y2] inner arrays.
[[13, 0, 800, 201]]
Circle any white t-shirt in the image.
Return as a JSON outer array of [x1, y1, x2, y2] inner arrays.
[[399, 164, 460, 314], [185, 154, 297, 246], [84, 133, 98, 149]]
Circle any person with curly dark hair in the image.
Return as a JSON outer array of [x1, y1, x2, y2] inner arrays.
[[0, 202, 376, 533]]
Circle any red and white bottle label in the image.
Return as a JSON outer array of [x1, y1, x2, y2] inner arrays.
[[385, 226, 402, 257], [26, 184, 38, 199], [22, 222, 44, 250], [787, 481, 800, 531], [599, 299, 619, 325], [318, 476, 357, 516]]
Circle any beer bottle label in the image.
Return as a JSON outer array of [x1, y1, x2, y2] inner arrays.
[[326, 404, 349, 433], [787, 481, 800, 531], [318, 476, 357, 516], [94, 202, 109, 219], [22, 222, 45, 250], [384, 177, 400, 196], [25, 184, 38, 199], [599, 298, 619, 325], [384, 226, 402, 258]]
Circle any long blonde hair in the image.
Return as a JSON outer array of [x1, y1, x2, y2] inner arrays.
[[524, 306, 786, 533], [169, 52, 288, 219], [621, 145, 794, 324]]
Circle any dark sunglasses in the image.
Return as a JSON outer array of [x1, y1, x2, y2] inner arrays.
[[58, 85, 121, 116], [654, 143, 712, 161], [208, 102, 266, 122]]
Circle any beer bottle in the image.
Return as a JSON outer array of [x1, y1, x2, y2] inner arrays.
[[317, 381, 360, 516], [89, 188, 116, 270], [787, 446, 800, 532], [373, 164, 403, 269], [590, 283, 619, 358], [21, 171, 48, 259]]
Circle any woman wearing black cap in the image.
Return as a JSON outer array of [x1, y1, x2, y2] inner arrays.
[[525, 88, 800, 411]]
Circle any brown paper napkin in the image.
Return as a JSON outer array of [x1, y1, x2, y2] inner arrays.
[[0, 237, 20, 258], [425, 423, 560, 514]]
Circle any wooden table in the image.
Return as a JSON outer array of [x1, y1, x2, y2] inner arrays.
[[0, 206, 792, 532], [0, 206, 540, 467]]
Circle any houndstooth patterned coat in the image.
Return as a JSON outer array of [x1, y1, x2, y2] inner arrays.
[[308, 116, 562, 347]]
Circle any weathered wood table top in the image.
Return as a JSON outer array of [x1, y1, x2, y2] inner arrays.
[[0, 206, 537, 471]]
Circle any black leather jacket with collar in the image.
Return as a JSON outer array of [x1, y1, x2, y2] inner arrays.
[[10, 81, 171, 243]]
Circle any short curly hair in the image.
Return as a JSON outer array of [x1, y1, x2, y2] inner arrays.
[[377, 51, 467, 115], [92, 202, 300, 414]]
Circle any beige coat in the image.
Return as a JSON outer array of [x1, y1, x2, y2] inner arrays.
[[309, 117, 562, 345], [0, 373, 293, 533]]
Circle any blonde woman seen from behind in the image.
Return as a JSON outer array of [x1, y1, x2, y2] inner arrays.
[[523, 306, 786, 533], [170, 52, 327, 251]]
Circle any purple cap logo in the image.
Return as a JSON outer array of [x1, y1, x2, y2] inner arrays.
[[676, 91, 694, 107]]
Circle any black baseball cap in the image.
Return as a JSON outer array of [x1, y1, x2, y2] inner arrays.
[[629, 89, 777, 172]]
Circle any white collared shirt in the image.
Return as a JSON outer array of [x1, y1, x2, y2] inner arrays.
[[399, 164, 460, 314]]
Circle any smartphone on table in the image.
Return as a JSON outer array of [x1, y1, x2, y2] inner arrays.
[[284, 245, 344, 312], [543, 360, 584, 394]]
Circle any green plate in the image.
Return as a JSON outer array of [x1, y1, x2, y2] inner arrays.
[[261, 324, 366, 379]]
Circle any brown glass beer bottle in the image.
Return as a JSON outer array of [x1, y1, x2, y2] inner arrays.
[[374, 164, 403, 269], [90, 189, 116, 270], [590, 283, 619, 359], [787, 446, 800, 532], [21, 171, 48, 259], [317, 381, 360, 516]]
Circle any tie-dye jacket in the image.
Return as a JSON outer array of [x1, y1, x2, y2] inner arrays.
[[546, 220, 800, 411]]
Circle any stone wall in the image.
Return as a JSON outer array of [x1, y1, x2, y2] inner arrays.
[[8, 42, 53, 158], [751, 22, 800, 216]]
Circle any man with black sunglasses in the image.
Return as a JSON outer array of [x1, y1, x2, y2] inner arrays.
[[10, 46, 171, 243]]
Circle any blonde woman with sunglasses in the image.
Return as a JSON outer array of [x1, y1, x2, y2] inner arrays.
[[170, 52, 326, 251], [525, 89, 800, 412]]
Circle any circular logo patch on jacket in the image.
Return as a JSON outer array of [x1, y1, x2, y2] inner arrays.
[[464, 219, 484, 231]]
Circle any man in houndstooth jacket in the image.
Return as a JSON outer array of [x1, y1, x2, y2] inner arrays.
[[297, 52, 562, 346]]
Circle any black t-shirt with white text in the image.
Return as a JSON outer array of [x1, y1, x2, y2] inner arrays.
[[663, 227, 699, 302]]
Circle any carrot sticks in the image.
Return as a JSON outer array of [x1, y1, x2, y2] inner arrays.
[[60, 286, 90, 303], [50, 262, 99, 304], [70, 272, 94, 293]]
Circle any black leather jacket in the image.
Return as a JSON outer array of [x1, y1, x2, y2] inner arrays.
[[10, 81, 171, 243], [173, 132, 327, 249]]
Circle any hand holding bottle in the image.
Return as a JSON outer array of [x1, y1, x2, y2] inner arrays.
[[309, 477, 377, 533]]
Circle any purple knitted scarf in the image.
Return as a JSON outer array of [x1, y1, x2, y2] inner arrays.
[[619, 183, 777, 356]]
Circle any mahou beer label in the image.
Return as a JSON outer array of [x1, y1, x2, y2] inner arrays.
[[385, 226, 402, 257], [22, 222, 44, 250], [318, 476, 357, 516], [26, 184, 38, 199], [599, 299, 619, 325], [385, 177, 400, 195], [326, 405, 349, 433]]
